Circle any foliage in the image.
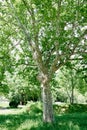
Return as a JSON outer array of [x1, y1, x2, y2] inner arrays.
[[9, 100, 19, 108], [67, 104, 87, 113], [54, 67, 87, 103], [0, 0, 87, 78], [23, 101, 42, 114], [52, 86, 68, 102], [0, 0, 87, 122], [6, 70, 41, 104], [0, 83, 9, 95], [54, 103, 87, 114]]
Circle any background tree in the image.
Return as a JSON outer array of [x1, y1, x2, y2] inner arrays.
[[55, 66, 87, 104], [5, 67, 40, 104]]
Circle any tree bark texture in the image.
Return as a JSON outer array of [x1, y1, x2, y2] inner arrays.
[[41, 76, 54, 123]]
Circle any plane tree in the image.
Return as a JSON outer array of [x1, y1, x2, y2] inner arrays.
[[0, 0, 87, 122]]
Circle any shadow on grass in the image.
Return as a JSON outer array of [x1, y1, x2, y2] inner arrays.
[[0, 103, 87, 130], [29, 113, 87, 130], [0, 112, 42, 130]]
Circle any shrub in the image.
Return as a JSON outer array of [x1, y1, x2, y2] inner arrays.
[[9, 100, 19, 108], [23, 101, 42, 114], [9, 92, 20, 108], [67, 104, 87, 113], [54, 103, 87, 114]]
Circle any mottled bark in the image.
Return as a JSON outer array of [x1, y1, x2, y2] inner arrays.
[[41, 74, 54, 123]]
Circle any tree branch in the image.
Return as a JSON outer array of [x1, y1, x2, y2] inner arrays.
[[21, 0, 32, 16], [6, 0, 32, 44], [49, 33, 86, 77]]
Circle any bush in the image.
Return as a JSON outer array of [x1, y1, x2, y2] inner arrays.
[[23, 101, 42, 114], [54, 103, 87, 114], [29, 103, 42, 113], [53, 103, 68, 114], [9, 100, 19, 108], [9, 92, 20, 108], [67, 104, 87, 113]]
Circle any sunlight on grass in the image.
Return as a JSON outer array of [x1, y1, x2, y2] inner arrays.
[[68, 121, 80, 130], [58, 121, 80, 130], [5, 119, 11, 124], [0, 108, 22, 115], [0, 102, 87, 130], [0, 128, 8, 130], [17, 120, 39, 130]]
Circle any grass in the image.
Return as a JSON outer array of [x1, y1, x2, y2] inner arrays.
[[0, 101, 87, 130]]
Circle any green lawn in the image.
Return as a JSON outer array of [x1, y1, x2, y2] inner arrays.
[[0, 102, 87, 130]]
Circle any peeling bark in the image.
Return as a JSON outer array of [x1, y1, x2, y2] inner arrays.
[[41, 74, 54, 123]]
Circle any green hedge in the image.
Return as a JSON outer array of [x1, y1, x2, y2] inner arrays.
[[54, 103, 87, 114]]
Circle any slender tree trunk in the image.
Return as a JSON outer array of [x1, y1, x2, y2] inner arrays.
[[41, 77, 54, 123], [70, 75, 74, 104], [71, 85, 74, 104]]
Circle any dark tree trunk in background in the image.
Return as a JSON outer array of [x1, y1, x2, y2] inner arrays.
[[70, 74, 74, 104]]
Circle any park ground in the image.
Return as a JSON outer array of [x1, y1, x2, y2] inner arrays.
[[0, 100, 87, 130]]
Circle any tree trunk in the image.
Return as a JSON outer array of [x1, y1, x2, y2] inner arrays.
[[70, 75, 74, 104], [71, 85, 74, 104], [41, 79, 54, 123]]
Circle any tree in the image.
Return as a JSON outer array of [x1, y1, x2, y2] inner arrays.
[[0, 0, 87, 122], [55, 66, 87, 104], [55, 67, 76, 104], [5, 66, 41, 103]]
